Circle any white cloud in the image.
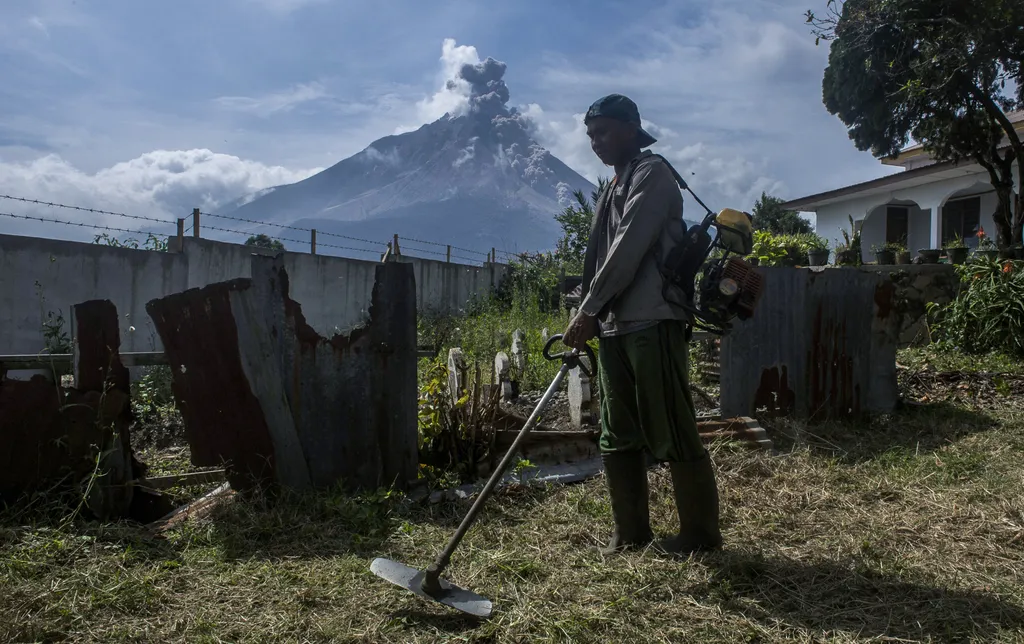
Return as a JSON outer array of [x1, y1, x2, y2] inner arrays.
[[520, 1, 889, 218], [0, 150, 321, 242], [213, 82, 329, 117], [413, 38, 481, 125]]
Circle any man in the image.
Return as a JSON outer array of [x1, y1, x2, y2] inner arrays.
[[562, 94, 723, 556]]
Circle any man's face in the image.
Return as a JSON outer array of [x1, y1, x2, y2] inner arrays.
[[586, 116, 636, 167]]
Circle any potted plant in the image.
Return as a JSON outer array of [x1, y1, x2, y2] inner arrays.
[[943, 235, 968, 264], [834, 215, 861, 266], [974, 227, 999, 261], [801, 233, 830, 266], [918, 248, 941, 263], [895, 243, 912, 264], [872, 242, 896, 265]]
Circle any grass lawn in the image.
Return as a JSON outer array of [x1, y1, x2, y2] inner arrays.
[[3, 399, 1024, 642]]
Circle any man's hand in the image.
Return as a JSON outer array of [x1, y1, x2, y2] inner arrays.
[[563, 311, 598, 350]]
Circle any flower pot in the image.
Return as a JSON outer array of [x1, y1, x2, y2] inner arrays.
[[874, 250, 895, 265], [976, 250, 1000, 262], [946, 247, 968, 265], [835, 249, 858, 265], [807, 249, 829, 266], [918, 249, 941, 264], [896, 251, 912, 265]]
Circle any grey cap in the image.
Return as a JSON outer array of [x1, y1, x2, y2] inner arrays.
[[584, 94, 658, 148]]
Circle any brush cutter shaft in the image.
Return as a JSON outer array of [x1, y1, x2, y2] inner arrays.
[[424, 350, 576, 582]]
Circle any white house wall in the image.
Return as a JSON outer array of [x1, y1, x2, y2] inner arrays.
[[814, 170, 1003, 260]]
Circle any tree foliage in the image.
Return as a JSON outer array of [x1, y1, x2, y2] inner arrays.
[[808, 0, 1024, 247], [751, 191, 813, 235], [245, 234, 286, 251], [553, 177, 610, 273]]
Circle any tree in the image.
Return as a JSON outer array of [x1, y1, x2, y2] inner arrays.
[[553, 177, 610, 273], [245, 234, 286, 251], [807, 0, 1024, 247], [751, 192, 813, 235]]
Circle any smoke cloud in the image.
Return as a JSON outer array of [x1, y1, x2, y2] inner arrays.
[[415, 39, 515, 123], [450, 57, 510, 115]]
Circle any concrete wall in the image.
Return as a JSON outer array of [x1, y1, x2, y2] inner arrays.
[[0, 233, 508, 359], [859, 264, 961, 347]]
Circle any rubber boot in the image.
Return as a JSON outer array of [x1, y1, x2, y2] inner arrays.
[[656, 450, 723, 555], [599, 450, 654, 555]]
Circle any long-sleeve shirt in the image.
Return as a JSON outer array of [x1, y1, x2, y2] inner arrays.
[[579, 150, 689, 336]]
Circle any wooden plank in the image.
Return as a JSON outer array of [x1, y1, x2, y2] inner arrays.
[[146, 482, 233, 534], [136, 469, 226, 490], [0, 351, 169, 370]]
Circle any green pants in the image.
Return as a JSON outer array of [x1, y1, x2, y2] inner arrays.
[[597, 320, 704, 462]]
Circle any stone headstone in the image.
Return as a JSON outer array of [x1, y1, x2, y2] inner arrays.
[[568, 355, 597, 429], [494, 351, 513, 400], [511, 329, 528, 376], [448, 348, 467, 406]]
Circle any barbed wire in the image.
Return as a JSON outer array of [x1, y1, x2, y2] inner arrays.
[[0, 211, 169, 238], [400, 234, 489, 256], [2, 192, 508, 263], [0, 194, 175, 226], [199, 210, 382, 247]]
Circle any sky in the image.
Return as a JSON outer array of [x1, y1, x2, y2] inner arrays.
[[0, 0, 901, 246]]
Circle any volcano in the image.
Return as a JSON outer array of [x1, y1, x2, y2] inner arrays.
[[215, 55, 599, 259]]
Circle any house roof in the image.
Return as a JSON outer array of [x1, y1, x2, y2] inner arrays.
[[780, 159, 985, 212], [783, 110, 1023, 212]]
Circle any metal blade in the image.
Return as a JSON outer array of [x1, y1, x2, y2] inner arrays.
[[369, 557, 493, 618]]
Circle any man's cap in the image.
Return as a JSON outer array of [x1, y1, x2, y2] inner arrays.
[[584, 94, 658, 148]]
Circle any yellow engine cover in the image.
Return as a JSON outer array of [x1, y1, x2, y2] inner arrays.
[[716, 208, 754, 255]]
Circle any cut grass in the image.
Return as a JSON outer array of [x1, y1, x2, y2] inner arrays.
[[3, 404, 1024, 643]]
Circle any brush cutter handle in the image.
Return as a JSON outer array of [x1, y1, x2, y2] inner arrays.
[[421, 346, 579, 595], [542, 334, 596, 378]]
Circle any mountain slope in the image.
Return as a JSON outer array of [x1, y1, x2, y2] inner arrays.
[[216, 56, 599, 258]]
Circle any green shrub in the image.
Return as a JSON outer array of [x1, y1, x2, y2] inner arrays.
[[928, 260, 1024, 358], [750, 230, 823, 266]]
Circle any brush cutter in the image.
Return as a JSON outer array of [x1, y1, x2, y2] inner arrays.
[[370, 334, 596, 618]]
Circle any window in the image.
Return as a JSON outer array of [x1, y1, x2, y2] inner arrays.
[[886, 206, 909, 245], [942, 196, 981, 245]]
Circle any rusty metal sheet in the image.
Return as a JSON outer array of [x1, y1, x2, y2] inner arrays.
[[146, 277, 279, 491], [145, 255, 419, 494], [720, 267, 897, 420], [0, 376, 129, 507], [247, 255, 418, 492]]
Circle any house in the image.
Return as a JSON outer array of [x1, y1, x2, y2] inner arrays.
[[782, 112, 1024, 261]]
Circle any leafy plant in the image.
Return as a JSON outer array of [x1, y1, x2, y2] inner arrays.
[[750, 230, 795, 266], [797, 232, 830, 253], [245, 234, 286, 251], [977, 227, 998, 251], [944, 235, 967, 250], [93, 232, 168, 252], [41, 309, 71, 355], [416, 358, 501, 487], [928, 260, 1024, 358]]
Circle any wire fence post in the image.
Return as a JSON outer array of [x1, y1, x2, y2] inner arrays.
[[176, 218, 185, 250], [446, 245, 451, 263], [311, 229, 317, 255], [192, 208, 200, 239]]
